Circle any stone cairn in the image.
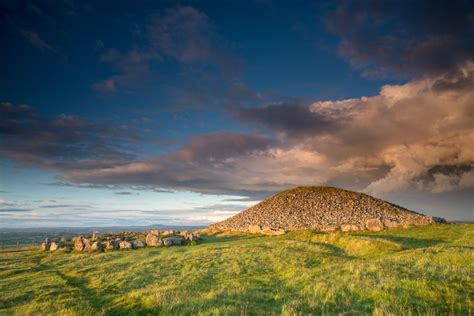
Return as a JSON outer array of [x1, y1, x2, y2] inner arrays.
[[209, 186, 446, 235], [40, 230, 200, 252]]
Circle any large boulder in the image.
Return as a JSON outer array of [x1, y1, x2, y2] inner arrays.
[[91, 241, 104, 251], [146, 233, 162, 246], [365, 218, 384, 232], [132, 240, 146, 248], [163, 236, 184, 246], [74, 236, 85, 251], [40, 238, 51, 251], [248, 225, 263, 234], [83, 238, 92, 252], [119, 240, 133, 250], [340, 224, 360, 232], [49, 241, 62, 251]]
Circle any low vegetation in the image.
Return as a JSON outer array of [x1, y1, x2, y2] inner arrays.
[[0, 224, 473, 315]]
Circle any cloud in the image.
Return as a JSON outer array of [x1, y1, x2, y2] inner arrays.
[[0, 102, 136, 172], [235, 98, 337, 137], [59, 131, 277, 196], [326, 0, 474, 78], [114, 191, 139, 195], [60, 62, 474, 196], [21, 30, 56, 53]]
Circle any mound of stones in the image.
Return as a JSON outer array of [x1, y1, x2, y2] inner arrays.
[[40, 230, 199, 252], [210, 186, 446, 234]]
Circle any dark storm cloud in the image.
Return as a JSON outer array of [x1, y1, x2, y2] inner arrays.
[[60, 132, 278, 197], [326, 0, 474, 78], [235, 100, 337, 137], [0, 102, 136, 171]]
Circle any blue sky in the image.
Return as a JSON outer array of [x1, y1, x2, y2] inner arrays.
[[1, 0, 473, 227]]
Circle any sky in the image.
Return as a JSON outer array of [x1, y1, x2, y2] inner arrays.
[[1, 0, 473, 227]]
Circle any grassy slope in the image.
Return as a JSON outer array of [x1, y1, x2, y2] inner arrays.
[[0, 225, 473, 315]]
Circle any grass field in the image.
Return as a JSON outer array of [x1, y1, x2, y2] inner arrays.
[[0, 224, 473, 315]]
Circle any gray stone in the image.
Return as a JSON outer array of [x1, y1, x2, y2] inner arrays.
[[132, 240, 146, 248]]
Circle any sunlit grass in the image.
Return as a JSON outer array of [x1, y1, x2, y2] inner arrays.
[[0, 224, 473, 315]]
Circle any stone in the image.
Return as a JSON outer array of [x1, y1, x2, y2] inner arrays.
[[383, 220, 400, 228], [74, 236, 85, 251], [248, 225, 263, 234], [92, 232, 101, 240], [340, 224, 360, 232], [365, 218, 384, 232], [49, 241, 62, 251], [162, 230, 176, 236], [83, 238, 92, 252], [146, 233, 161, 246], [58, 247, 71, 252], [40, 242, 50, 251], [119, 240, 133, 250], [91, 241, 104, 251], [132, 240, 146, 248], [105, 239, 120, 250], [163, 236, 184, 246]]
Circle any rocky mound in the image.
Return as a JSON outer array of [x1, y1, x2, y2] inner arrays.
[[210, 186, 445, 233]]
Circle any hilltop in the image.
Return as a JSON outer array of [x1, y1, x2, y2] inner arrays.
[[211, 186, 444, 233]]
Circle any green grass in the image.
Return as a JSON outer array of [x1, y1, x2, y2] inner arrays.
[[0, 225, 473, 315]]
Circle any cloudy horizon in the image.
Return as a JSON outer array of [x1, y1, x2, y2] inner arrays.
[[1, 0, 473, 227]]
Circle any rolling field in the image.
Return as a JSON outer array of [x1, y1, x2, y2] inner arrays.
[[0, 224, 473, 315]]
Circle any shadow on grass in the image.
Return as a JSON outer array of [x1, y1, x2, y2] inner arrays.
[[198, 234, 262, 245], [354, 234, 445, 249]]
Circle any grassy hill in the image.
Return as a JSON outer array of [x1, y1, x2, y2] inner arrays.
[[1, 224, 473, 315]]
